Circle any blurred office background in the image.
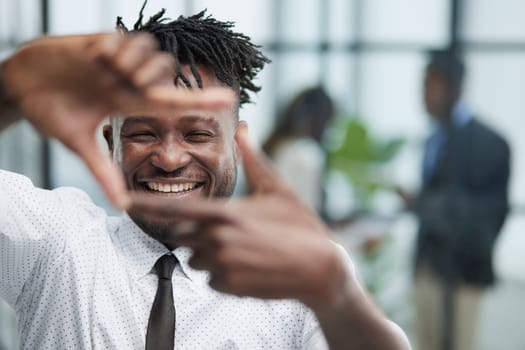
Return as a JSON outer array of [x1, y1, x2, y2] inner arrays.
[[1, 0, 525, 349]]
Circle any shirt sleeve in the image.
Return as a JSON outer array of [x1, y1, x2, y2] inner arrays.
[[0, 170, 92, 307], [302, 311, 329, 350]]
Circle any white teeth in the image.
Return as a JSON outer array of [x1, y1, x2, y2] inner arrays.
[[147, 182, 197, 193]]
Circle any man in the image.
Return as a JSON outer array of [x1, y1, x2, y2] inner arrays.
[[0, 7, 410, 350], [398, 50, 510, 350]]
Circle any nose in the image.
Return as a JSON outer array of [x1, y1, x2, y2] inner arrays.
[[150, 138, 191, 173]]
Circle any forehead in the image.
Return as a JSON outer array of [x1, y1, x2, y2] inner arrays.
[[115, 64, 238, 131]]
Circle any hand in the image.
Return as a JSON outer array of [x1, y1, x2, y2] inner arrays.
[[1, 33, 233, 208], [131, 127, 352, 309], [392, 186, 414, 209]]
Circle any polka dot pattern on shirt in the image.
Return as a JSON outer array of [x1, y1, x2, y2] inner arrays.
[[0, 170, 330, 349]]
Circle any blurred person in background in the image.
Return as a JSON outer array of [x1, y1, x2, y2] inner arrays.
[[397, 49, 510, 350], [263, 86, 335, 214]]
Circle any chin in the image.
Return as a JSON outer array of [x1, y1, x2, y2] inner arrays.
[[128, 210, 183, 244]]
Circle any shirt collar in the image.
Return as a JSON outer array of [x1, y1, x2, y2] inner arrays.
[[430, 100, 472, 135], [110, 214, 208, 284], [450, 100, 472, 128], [171, 246, 210, 285]]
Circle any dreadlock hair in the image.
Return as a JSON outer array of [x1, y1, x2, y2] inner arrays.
[[116, 3, 270, 107]]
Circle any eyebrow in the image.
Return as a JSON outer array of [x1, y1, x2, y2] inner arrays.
[[180, 115, 221, 129], [122, 115, 221, 129]]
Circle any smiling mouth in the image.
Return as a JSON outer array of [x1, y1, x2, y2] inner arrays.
[[143, 181, 204, 194]]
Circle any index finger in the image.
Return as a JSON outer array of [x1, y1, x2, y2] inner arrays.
[[236, 126, 290, 194], [113, 87, 236, 118], [143, 86, 236, 114], [68, 134, 129, 209], [129, 192, 232, 222]]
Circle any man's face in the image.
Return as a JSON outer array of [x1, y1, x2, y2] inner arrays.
[[423, 67, 448, 121], [104, 65, 242, 243]]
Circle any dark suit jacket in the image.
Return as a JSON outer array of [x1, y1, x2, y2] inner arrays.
[[415, 118, 510, 286]]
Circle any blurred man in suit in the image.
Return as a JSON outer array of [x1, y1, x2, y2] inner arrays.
[[398, 49, 510, 350]]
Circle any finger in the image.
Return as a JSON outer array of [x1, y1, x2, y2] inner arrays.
[[147, 87, 236, 109], [131, 53, 175, 88], [186, 232, 247, 272], [188, 249, 220, 271], [209, 270, 299, 299], [172, 220, 239, 248], [84, 33, 126, 63], [84, 33, 163, 96], [186, 238, 274, 273], [140, 87, 236, 114], [81, 34, 135, 93], [236, 126, 289, 194], [130, 193, 231, 221], [111, 33, 159, 76], [170, 220, 199, 236], [72, 136, 130, 209]]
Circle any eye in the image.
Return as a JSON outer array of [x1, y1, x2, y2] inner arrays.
[[122, 131, 157, 143], [185, 130, 214, 143]]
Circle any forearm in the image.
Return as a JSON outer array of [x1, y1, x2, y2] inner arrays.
[[0, 62, 22, 131], [313, 275, 411, 350]]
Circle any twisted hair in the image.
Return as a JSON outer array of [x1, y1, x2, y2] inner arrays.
[[116, 4, 270, 106]]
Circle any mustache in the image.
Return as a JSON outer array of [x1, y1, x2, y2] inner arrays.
[[139, 167, 201, 180]]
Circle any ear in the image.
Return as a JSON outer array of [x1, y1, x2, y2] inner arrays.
[[102, 124, 114, 157], [234, 121, 248, 162]]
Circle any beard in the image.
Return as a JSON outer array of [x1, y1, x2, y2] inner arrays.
[[131, 217, 179, 246]]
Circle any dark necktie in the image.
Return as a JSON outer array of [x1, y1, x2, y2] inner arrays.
[[146, 254, 177, 350]]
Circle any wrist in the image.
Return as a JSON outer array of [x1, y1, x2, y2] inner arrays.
[[305, 245, 359, 314], [310, 272, 360, 316]]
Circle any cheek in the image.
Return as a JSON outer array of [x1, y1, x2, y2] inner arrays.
[[120, 143, 151, 174], [196, 143, 235, 170], [217, 146, 238, 177], [211, 150, 238, 197], [192, 142, 237, 184], [425, 88, 442, 107]]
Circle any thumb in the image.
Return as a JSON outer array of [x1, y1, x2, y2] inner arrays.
[[236, 125, 288, 195], [72, 136, 130, 209]]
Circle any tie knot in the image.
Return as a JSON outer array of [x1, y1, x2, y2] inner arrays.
[[154, 254, 177, 280]]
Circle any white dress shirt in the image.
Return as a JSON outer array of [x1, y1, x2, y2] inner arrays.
[[0, 170, 330, 350]]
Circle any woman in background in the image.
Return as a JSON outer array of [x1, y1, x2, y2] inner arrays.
[[263, 86, 335, 214]]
